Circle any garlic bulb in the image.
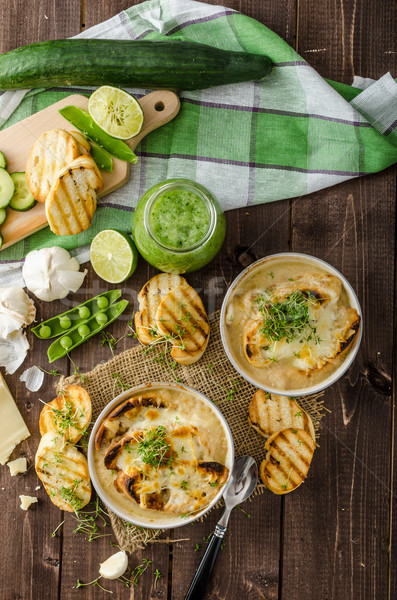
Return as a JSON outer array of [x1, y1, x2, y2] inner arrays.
[[0, 287, 36, 336], [22, 247, 87, 302]]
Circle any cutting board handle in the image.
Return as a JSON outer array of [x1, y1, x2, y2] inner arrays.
[[129, 90, 181, 150]]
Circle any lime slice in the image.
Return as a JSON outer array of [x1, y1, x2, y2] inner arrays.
[[90, 229, 138, 283], [88, 86, 144, 140]]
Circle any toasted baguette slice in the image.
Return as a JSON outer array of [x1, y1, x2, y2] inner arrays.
[[156, 284, 210, 365], [39, 385, 92, 444], [35, 433, 91, 512], [45, 153, 103, 235], [134, 274, 187, 345], [26, 129, 81, 202], [260, 428, 315, 495], [70, 131, 91, 153], [248, 390, 315, 440]]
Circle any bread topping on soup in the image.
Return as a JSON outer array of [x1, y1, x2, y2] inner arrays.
[[94, 386, 230, 523], [224, 256, 360, 391]]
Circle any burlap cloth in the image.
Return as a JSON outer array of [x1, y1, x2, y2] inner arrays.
[[63, 310, 327, 552]]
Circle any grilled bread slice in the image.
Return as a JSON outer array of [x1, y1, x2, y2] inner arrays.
[[260, 427, 315, 495], [69, 131, 91, 153], [39, 385, 92, 445], [156, 284, 210, 365], [45, 153, 104, 236], [268, 273, 342, 306], [26, 129, 81, 202], [248, 390, 315, 440], [35, 433, 91, 512], [134, 274, 187, 345]]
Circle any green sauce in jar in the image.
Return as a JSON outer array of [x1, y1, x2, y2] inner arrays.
[[150, 190, 210, 249], [132, 179, 226, 274]]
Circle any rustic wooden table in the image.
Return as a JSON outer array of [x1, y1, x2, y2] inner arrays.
[[1, 1, 396, 599]]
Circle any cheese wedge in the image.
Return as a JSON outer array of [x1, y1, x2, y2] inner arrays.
[[0, 373, 30, 465]]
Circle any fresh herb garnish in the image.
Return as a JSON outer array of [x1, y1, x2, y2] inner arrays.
[[75, 577, 112, 593], [153, 569, 162, 589], [137, 426, 173, 469], [61, 479, 83, 512], [255, 290, 319, 344]]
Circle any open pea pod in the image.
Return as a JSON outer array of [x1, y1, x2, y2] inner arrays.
[[48, 299, 129, 363], [32, 289, 122, 339]]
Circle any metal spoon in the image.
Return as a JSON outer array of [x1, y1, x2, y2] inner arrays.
[[185, 455, 258, 600]]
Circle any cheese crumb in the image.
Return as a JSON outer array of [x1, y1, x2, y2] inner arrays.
[[7, 457, 27, 476], [19, 495, 38, 510]]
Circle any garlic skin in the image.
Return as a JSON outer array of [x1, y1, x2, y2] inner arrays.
[[20, 365, 44, 392], [99, 550, 128, 580], [22, 247, 87, 302], [0, 287, 36, 336]]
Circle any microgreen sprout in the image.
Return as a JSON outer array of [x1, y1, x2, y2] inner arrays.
[[153, 569, 162, 589], [75, 577, 112, 593], [51, 520, 65, 538], [236, 505, 251, 519], [111, 372, 131, 391]]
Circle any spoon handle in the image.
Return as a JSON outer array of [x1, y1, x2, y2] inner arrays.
[[185, 525, 226, 600]]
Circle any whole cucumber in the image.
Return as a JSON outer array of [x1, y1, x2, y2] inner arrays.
[[0, 39, 273, 91]]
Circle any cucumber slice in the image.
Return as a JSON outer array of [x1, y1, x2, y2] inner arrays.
[[0, 151, 6, 169], [0, 233, 2, 250], [0, 208, 6, 226], [0, 168, 15, 209], [9, 172, 36, 211]]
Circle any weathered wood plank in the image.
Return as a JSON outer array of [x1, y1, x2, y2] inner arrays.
[[0, 3, 81, 600]]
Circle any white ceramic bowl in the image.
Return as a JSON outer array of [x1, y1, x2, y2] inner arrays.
[[88, 382, 234, 529], [220, 252, 362, 397]]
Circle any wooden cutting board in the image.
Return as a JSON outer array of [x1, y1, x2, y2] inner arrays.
[[0, 90, 180, 250]]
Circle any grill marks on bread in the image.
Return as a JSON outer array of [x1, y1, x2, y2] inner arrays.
[[35, 433, 91, 511], [26, 129, 81, 202], [248, 390, 315, 440], [156, 284, 210, 365], [260, 427, 315, 494], [45, 154, 103, 235], [39, 384, 91, 445], [134, 274, 187, 345], [135, 274, 210, 365]]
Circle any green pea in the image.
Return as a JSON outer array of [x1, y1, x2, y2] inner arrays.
[[60, 336, 73, 350], [97, 296, 109, 310], [39, 325, 52, 338], [78, 306, 91, 319], [78, 324, 90, 338], [96, 312, 108, 325], [59, 316, 72, 329]]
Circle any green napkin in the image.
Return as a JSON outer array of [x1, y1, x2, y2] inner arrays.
[[0, 0, 396, 271]]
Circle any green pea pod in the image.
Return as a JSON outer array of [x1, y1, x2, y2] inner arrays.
[[32, 290, 122, 339], [58, 105, 138, 163], [89, 142, 113, 172], [47, 299, 129, 362]]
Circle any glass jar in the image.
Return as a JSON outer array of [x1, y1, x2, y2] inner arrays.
[[132, 179, 226, 273]]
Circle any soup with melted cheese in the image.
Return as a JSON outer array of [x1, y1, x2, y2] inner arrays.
[[93, 385, 231, 526], [223, 255, 360, 392]]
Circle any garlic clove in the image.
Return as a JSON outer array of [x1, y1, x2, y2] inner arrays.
[[0, 314, 23, 339], [20, 366, 44, 392], [0, 287, 36, 326], [0, 331, 29, 374], [99, 550, 128, 580], [57, 269, 87, 293]]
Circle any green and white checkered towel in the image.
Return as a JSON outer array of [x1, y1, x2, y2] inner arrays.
[[0, 0, 396, 283]]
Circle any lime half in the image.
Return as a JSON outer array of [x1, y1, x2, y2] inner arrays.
[[88, 86, 144, 140], [90, 229, 138, 283]]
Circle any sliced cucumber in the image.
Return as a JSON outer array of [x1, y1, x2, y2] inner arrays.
[[9, 172, 36, 211], [0, 151, 6, 169], [0, 233, 3, 250], [0, 168, 15, 209], [0, 208, 6, 226]]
